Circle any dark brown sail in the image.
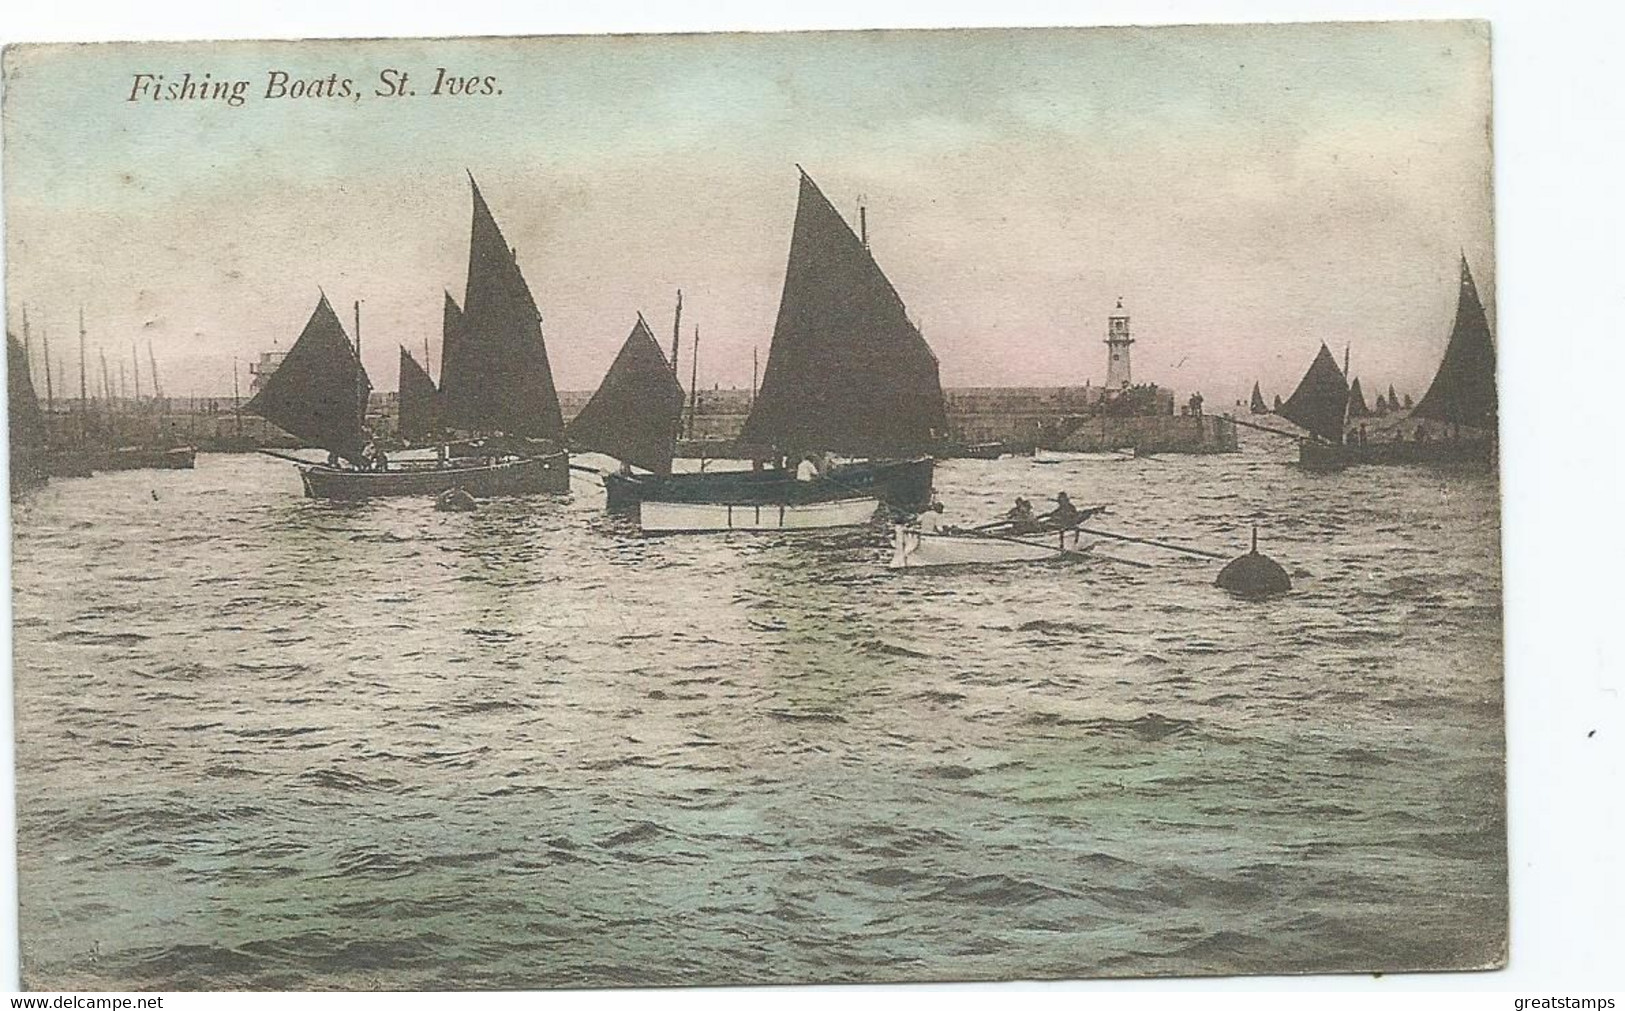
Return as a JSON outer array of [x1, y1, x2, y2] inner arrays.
[[1249, 381, 1268, 414], [398, 346, 441, 442], [441, 176, 564, 440], [9, 333, 47, 491], [567, 314, 686, 475], [1278, 343, 1349, 444], [245, 293, 372, 462], [1347, 377, 1372, 418], [1413, 257, 1497, 430], [739, 169, 947, 457]]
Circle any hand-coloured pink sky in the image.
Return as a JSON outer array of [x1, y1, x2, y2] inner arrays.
[[3, 22, 1492, 404]]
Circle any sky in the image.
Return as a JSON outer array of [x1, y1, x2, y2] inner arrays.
[[2, 21, 1493, 404]]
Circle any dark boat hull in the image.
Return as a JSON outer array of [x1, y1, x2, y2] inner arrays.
[[298, 451, 570, 500], [1299, 439, 1495, 471], [603, 456, 935, 513]]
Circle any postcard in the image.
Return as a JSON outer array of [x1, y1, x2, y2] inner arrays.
[[5, 21, 1502, 989]]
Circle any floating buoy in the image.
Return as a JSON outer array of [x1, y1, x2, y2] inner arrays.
[[1216, 526, 1291, 598], [435, 487, 477, 512]]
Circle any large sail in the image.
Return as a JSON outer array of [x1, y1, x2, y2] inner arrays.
[[245, 293, 372, 461], [9, 333, 47, 487], [1347, 377, 1372, 418], [1413, 256, 1497, 430], [740, 170, 947, 457], [1249, 381, 1268, 414], [398, 347, 441, 442], [440, 176, 564, 440], [567, 314, 686, 475], [1278, 343, 1349, 444]]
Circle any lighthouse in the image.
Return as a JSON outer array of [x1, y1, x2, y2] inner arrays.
[[1105, 298, 1133, 389]]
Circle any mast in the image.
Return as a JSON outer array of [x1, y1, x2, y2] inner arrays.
[[148, 341, 162, 401], [232, 356, 243, 439], [29, 309, 53, 416], [77, 312, 88, 447], [687, 324, 700, 440], [669, 289, 683, 375], [132, 343, 142, 401], [99, 348, 111, 404], [119, 358, 127, 404]]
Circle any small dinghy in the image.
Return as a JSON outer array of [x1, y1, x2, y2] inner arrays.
[[639, 495, 882, 534], [890, 525, 1096, 569]]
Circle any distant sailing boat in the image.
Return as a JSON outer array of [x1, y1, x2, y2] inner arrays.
[[1249, 381, 1269, 415], [1277, 342, 1351, 469], [1289, 256, 1496, 470], [250, 177, 570, 499], [1346, 377, 1372, 418], [567, 314, 686, 476], [603, 168, 943, 517]]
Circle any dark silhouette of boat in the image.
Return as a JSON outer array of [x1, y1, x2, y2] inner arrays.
[[1289, 257, 1496, 471], [603, 168, 944, 514], [249, 176, 569, 499]]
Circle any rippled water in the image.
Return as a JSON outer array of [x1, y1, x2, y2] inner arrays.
[[9, 438, 1505, 989]]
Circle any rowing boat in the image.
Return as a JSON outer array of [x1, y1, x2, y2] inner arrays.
[[889, 525, 1094, 569], [639, 495, 882, 534]]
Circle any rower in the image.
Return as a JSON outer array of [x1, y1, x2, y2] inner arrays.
[[1037, 491, 1081, 531], [1003, 497, 1039, 534]]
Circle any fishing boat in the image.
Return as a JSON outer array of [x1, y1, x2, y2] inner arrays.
[[889, 524, 1101, 569], [1295, 257, 1497, 470], [1277, 343, 1353, 471], [640, 495, 882, 535], [603, 168, 945, 514], [568, 314, 686, 479], [250, 177, 570, 498]]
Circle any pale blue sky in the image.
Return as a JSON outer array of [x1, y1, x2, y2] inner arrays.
[[3, 22, 1492, 402]]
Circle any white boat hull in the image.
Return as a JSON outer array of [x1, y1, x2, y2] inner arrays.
[[890, 526, 1092, 569], [640, 496, 882, 534]]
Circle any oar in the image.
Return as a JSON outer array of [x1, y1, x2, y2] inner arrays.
[[568, 462, 604, 475], [1228, 416, 1306, 442], [1076, 526, 1230, 560], [258, 448, 332, 468]]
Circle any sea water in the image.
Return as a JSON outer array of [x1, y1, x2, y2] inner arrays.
[[8, 438, 1505, 988]]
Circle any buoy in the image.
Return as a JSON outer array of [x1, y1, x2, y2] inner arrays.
[[435, 487, 477, 512], [1215, 526, 1291, 598]]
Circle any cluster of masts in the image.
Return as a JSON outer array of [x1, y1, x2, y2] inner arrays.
[[13, 305, 166, 414]]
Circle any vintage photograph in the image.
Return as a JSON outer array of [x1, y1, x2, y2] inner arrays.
[[5, 21, 1502, 989]]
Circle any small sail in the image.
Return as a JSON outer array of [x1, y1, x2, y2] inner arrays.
[[1412, 260, 1496, 428], [1278, 343, 1349, 444], [740, 169, 947, 457], [1249, 381, 1268, 414], [245, 293, 372, 462], [567, 315, 686, 475], [1347, 377, 1372, 418], [440, 177, 564, 440], [398, 346, 441, 442]]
